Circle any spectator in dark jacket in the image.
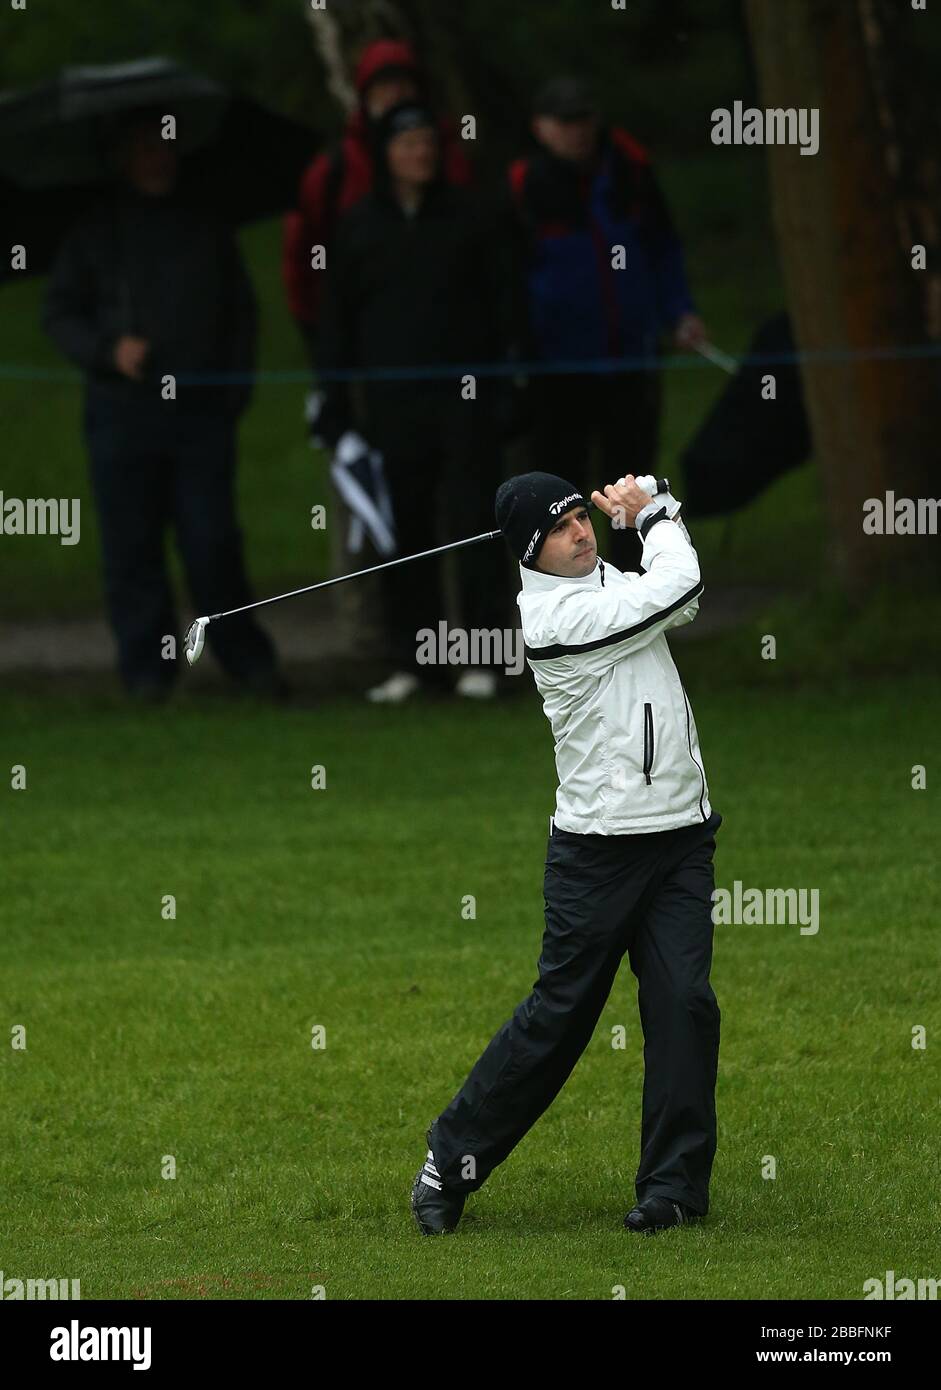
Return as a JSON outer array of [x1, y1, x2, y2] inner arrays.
[[317, 101, 509, 704], [42, 111, 281, 700], [283, 38, 473, 372], [283, 39, 475, 653], [508, 76, 707, 570]]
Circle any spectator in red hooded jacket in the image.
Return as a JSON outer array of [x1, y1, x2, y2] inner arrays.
[[282, 38, 474, 657], [282, 38, 473, 380]]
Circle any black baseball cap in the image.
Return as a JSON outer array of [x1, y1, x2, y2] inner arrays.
[[532, 76, 599, 120]]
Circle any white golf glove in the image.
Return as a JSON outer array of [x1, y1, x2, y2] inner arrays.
[[634, 474, 682, 519], [629, 475, 693, 544], [622, 478, 689, 542]]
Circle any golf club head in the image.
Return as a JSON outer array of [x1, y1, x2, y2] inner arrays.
[[184, 617, 209, 666]]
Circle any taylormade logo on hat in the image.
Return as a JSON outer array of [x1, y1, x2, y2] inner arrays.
[[549, 492, 582, 516], [495, 473, 587, 569]]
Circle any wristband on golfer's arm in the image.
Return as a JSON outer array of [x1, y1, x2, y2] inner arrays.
[[635, 500, 670, 538], [650, 489, 693, 546], [648, 492, 694, 548]]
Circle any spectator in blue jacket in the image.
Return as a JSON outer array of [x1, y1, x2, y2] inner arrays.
[[507, 76, 707, 570]]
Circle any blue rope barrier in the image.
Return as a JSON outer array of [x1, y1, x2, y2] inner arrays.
[[1, 341, 940, 385]]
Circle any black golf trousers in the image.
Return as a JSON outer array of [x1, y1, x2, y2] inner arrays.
[[429, 809, 722, 1215]]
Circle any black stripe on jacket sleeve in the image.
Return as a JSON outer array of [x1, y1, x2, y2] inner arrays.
[[524, 579, 704, 662], [639, 505, 669, 540]]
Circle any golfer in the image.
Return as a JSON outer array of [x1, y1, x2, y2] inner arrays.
[[411, 470, 722, 1235]]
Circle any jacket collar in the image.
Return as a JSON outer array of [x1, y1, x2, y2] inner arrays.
[[519, 557, 606, 593]]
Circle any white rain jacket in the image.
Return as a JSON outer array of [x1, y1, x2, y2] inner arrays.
[[518, 507, 711, 835]]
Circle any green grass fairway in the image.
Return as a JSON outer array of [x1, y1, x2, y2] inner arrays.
[[2, 677, 939, 1299]]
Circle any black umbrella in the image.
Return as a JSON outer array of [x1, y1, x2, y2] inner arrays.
[[0, 57, 319, 278]]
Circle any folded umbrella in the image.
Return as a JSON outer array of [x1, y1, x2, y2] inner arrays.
[[330, 431, 397, 558], [679, 313, 812, 519]]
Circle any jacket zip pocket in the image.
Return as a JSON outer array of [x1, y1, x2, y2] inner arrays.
[[642, 702, 655, 784]]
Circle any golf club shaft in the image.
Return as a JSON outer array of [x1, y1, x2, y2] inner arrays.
[[207, 528, 503, 623], [201, 487, 660, 629], [692, 339, 738, 375]]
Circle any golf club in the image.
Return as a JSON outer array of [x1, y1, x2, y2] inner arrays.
[[692, 339, 739, 375], [183, 477, 670, 666]]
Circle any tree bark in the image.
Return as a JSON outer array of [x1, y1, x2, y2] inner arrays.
[[304, 3, 358, 115], [745, 0, 939, 596]]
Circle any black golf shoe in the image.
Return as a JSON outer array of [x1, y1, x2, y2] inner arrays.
[[623, 1195, 702, 1235], [410, 1141, 466, 1236]]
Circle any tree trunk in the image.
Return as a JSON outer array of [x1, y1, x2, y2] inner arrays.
[[304, 4, 358, 115], [745, 0, 940, 597]]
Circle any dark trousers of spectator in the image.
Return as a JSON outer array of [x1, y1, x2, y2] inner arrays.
[[376, 432, 509, 684], [528, 369, 662, 573], [83, 390, 278, 694], [429, 809, 723, 1216]]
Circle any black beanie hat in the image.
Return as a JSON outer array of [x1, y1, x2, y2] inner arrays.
[[374, 100, 437, 153], [495, 472, 588, 569]]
